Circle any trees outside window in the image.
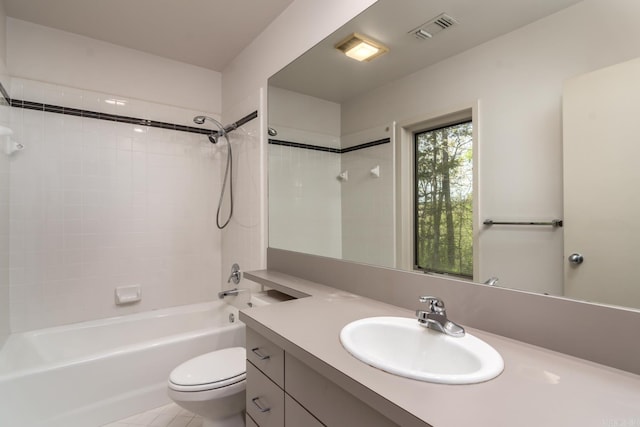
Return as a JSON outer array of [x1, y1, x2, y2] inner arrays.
[[414, 120, 473, 277]]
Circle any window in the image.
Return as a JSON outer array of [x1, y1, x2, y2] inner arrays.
[[414, 120, 473, 277]]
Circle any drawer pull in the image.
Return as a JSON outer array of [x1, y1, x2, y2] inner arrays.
[[251, 347, 271, 360], [251, 397, 271, 413]]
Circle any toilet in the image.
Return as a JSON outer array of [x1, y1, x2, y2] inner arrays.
[[167, 347, 246, 427]]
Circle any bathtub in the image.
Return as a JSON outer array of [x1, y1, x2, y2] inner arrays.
[[0, 301, 245, 427]]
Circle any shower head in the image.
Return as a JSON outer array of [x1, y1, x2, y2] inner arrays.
[[193, 115, 229, 144], [193, 115, 225, 130]]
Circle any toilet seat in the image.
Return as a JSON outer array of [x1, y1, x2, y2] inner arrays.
[[168, 347, 246, 392]]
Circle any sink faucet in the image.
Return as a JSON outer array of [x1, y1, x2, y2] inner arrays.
[[416, 296, 465, 337], [483, 276, 499, 286]]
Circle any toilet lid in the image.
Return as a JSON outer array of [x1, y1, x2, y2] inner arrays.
[[169, 347, 246, 392]]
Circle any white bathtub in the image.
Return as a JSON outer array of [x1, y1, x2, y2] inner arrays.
[[0, 301, 245, 427]]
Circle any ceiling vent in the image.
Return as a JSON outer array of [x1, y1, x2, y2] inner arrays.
[[410, 13, 458, 40]]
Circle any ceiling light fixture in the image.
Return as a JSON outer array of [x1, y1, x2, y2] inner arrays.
[[335, 33, 388, 62]]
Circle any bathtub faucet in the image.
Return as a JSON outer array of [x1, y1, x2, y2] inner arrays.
[[218, 288, 240, 299]]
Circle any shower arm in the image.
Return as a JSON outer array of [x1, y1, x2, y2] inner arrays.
[[193, 115, 242, 141]]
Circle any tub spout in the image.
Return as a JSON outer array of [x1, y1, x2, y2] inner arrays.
[[218, 288, 240, 299]]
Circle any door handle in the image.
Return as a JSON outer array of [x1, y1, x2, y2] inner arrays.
[[568, 253, 584, 265]]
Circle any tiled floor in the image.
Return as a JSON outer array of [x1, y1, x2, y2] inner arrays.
[[101, 403, 202, 427]]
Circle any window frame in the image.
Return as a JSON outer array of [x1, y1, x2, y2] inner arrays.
[[412, 119, 473, 278], [394, 104, 479, 280]]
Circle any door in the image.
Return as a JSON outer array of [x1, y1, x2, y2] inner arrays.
[[563, 57, 640, 307]]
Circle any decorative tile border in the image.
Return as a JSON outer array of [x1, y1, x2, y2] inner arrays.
[[269, 137, 390, 154], [0, 81, 257, 136], [268, 139, 341, 153]]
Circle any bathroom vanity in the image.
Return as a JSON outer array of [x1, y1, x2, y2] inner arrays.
[[245, 327, 396, 426], [240, 270, 640, 427]]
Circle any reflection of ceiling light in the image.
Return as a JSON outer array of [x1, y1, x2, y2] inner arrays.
[[335, 33, 388, 62], [133, 127, 146, 133], [105, 98, 127, 106]]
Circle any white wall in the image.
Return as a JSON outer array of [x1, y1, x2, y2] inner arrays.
[[222, 0, 377, 111], [220, 0, 377, 280], [5, 21, 226, 331], [7, 18, 221, 117], [0, 0, 10, 347], [340, 0, 640, 294], [269, 87, 341, 148]]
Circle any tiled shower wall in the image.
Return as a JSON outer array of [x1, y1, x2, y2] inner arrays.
[[269, 143, 342, 259], [220, 92, 266, 288], [8, 78, 223, 332], [268, 87, 343, 259]]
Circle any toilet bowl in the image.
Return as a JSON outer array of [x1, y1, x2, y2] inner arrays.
[[168, 347, 246, 427]]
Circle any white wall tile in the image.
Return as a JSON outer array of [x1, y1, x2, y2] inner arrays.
[[8, 78, 223, 332]]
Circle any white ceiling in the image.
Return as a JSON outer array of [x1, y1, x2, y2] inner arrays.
[[3, 0, 295, 72], [270, 0, 583, 103]]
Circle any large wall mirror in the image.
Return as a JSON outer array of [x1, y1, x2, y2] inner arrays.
[[267, 0, 640, 310]]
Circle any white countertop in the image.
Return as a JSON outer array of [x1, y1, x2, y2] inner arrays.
[[240, 270, 640, 427]]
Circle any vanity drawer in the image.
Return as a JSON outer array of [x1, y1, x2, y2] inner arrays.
[[246, 327, 285, 387], [285, 394, 325, 427], [247, 361, 285, 427], [246, 415, 259, 427]]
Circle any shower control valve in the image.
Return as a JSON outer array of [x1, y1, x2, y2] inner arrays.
[[227, 263, 242, 285]]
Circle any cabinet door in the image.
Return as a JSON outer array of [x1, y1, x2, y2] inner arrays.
[[285, 354, 399, 427], [285, 394, 325, 427], [246, 361, 285, 427], [246, 328, 285, 387], [247, 415, 259, 427]]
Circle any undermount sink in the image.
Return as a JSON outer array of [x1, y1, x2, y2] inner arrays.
[[340, 316, 504, 384]]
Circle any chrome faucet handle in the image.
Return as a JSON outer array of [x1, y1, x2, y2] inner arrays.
[[227, 263, 241, 285], [418, 296, 446, 314], [416, 296, 465, 337]]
